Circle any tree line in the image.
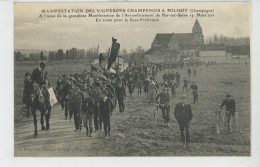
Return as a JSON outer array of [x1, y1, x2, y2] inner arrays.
[[205, 34, 250, 46], [14, 47, 101, 62], [14, 46, 147, 63]]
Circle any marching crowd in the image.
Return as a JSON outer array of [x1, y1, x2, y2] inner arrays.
[[22, 60, 238, 148]]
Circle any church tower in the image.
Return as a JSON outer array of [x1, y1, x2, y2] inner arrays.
[[192, 19, 204, 45]]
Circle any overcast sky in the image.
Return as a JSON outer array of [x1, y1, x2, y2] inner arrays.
[[14, 2, 251, 52]]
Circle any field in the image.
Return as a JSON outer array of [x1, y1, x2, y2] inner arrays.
[[14, 60, 250, 156]]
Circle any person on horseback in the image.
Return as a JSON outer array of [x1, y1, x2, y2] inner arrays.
[[30, 62, 51, 136], [31, 62, 51, 108]]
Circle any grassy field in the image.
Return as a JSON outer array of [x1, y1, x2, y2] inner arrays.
[[14, 60, 250, 156]]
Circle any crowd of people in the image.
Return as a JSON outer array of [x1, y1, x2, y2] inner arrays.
[[22, 59, 238, 148]]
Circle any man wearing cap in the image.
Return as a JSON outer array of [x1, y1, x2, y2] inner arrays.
[[115, 81, 126, 113], [190, 81, 198, 103], [91, 78, 103, 131], [82, 92, 94, 137], [31, 62, 51, 109], [176, 72, 180, 88], [143, 76, 150, 97], [56, 75, 63, 103], [23, 72, 33, 116], [136, 75, 143, 97], [68, 84, 84, 132], [62, 77, 73, 119], [99, 91, 113, 137], [183, 77, 188, 92], [170, 80, 177, 98], [188, 68, 191, 77], [128, 76, 135, 100], [99, 53, 104, 66], [155, 85, 171, 125], [162, 72, 167, 83], [31, 62, 48, 86], [220, 93, 238, 132], [174, 95, 193, 148]]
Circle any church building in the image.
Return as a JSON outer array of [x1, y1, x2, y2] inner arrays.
[[145, 19, 204, 62]]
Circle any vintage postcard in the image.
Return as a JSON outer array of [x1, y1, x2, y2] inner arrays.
[[14, 2, 251, 157]]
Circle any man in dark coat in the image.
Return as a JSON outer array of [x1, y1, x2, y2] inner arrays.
[[174, 95, 193, 148], [155, 86, 171, 125], [136, 76, 143, 97], [23, 72, 33, 116], [31, 62, 51, 110], [170, 80, 177, 98], [128, 76, 135, 99], [183, 77, 188, 92], [99, 92, 113, 137], [91, 83, 101, 131], [115, 81, 126, 113], [188, 68, 191, 77], [162, 72, 167, 83], [220, 93, 238, 132], [99, 53, 104, 66], [31, 62, 48, 86], [82, 92, 94, 136], [176, 72, 180, 88], [190, 81, 198, 103], [143, 77, 150, 97], [68, 86, 84, 132], [62, 77, 73, 119], [56, 75, 63, 103]]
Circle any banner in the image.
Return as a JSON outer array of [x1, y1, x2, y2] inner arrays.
[[48, 87, 58, 107], [107, 37, 120, 69]]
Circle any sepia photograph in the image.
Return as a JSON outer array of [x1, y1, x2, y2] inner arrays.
[[13, 2, 251, 157]]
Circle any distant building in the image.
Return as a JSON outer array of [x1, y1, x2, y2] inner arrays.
[[227, 45, 250, 56], [146, 19, 204, 62], [199, 44, 227, 63]]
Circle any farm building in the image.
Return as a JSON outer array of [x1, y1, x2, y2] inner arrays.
[[227, 45, 250, 59], [145, 48, 180, 62], [199, 44, 227, 63], [145, 19, 204, 62]]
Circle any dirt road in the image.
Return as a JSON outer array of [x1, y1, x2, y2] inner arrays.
[[14, 103, 113, 156]]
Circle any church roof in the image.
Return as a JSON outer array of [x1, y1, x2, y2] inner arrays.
[[152, 33, 173, 45], [175, 33, 195, 46], [192, 19, 202, 30]]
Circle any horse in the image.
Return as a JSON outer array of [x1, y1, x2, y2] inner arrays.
[[30, 86, 51, 137]]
